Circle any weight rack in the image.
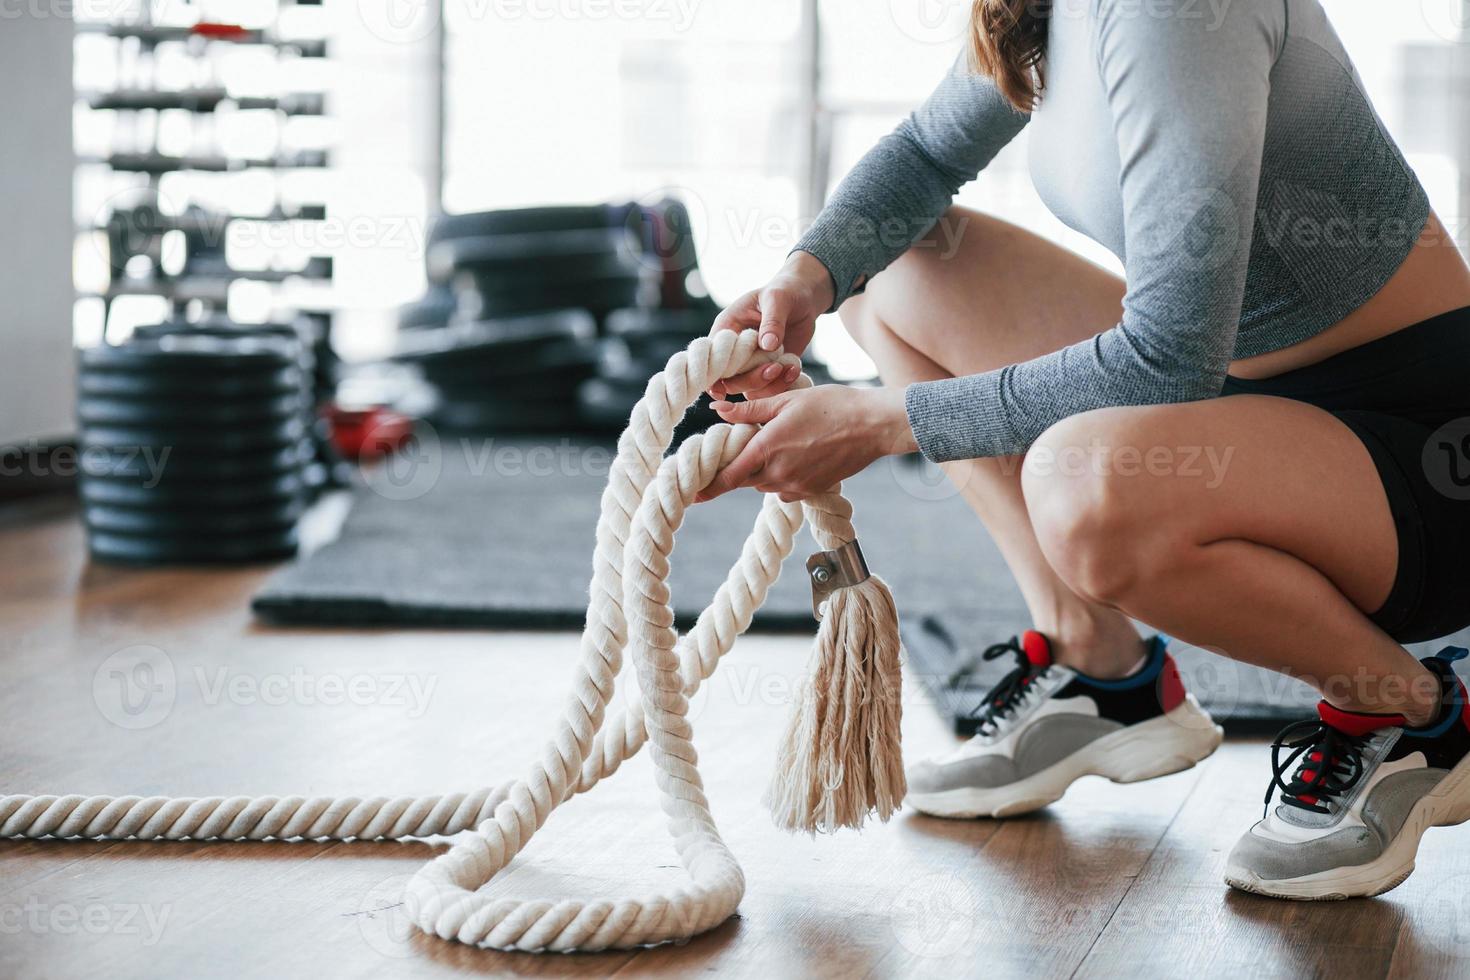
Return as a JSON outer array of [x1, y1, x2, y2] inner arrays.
[[73, 1, 341, 565]]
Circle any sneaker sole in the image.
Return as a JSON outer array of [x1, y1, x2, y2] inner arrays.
[[1222, 751, 1470, 901], [905, 695, 1224, 819]]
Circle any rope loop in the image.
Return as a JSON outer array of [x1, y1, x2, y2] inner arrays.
[[0, 328, 881, 952]]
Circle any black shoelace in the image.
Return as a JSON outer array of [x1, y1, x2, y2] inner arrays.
[[1263, 719, 1372, 817], [968, 637, 1048, 737]]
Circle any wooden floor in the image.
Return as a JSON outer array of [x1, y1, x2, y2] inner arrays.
[[4, 499, 1470, 980]]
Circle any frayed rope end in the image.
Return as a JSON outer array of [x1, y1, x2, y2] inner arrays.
[[765, 574, 905, 834]]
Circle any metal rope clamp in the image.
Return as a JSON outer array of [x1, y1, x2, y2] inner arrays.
[[806, 539, 870, 620]]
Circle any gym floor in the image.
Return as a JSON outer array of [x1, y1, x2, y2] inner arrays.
[[4, 499, 1469, 980]]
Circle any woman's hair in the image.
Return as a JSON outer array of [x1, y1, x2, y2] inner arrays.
[[968, 0, 1052, 112]]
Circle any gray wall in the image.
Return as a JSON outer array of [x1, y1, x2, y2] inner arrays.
[[0, 14, 74, 445]]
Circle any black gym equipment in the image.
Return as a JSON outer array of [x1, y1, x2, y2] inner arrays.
[[603, 307, 712, 339], [426, 204, 633, 245], [428, 228, 651, 326], [578, 306, 722, 439], [80, 470, 307, 508], [398, 286, 457, 331], [395, 310, 602, 433], [87, 528, 302, 565], [76, 326, 324, 566], [396, 199, 828, 441]]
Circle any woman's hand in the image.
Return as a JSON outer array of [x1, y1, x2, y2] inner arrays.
[[707, 251, 835, 401], [695, 385, 918, 503]]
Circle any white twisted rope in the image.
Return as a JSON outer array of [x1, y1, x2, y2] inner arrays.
[[0, 329, 881, 951]]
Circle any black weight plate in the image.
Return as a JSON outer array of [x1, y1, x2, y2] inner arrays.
[[426, 227, 637, 274], [132, 315, 306, 345], [84, 500, 304, 535], [418, 337, 601, 387], [432, 356, 598, 402], [596, 337, 671, 387], [87, 527, 300, 565], [79, 441, 308, 481], [133, 319, 313, 376], [80, 470, 307, 508], [604, 308, 712, 339], [430, 227, 638, 266], [577, 377, 643, 430], [427, 396, 582, 433], [77, 392, 305, 428], [78, 364, 307, 400], [577, 379, 723, 443], [430, 229, 640, 281], [616, 331, 697, 365], [398, 286, 456, 330], [81, 415, 306, 455], [448, 249, 641, 292], [79, 334, 299, 376], [459, 275, 647, 321], [396, 309, 595, 361], [427, 204, 628, 245]]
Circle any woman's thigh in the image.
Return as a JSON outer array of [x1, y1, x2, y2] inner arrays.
[[1023, 394, 1399, 615], [846, 207, 1127, 377]]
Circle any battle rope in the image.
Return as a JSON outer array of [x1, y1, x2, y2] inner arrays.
[[0, 328, 905, 952]]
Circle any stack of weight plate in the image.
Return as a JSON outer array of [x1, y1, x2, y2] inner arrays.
[[579, 307, 718, 436], [395, 309, 600, 433], [397, 283, 457, 332], [423, 205, 653, 327], [131, 314, 338, 489], [77, 330, 313, 564]]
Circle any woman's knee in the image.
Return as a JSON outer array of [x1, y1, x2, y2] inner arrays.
[[1021, 408, 1193, 605]]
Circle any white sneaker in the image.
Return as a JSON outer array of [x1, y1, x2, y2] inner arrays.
[[906, 631, 1223, 818]]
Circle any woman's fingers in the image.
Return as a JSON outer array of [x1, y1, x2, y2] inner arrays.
[[756, 287, 791, 352], [717, 361, 801, 399], [710, 291, 760, 335], [707, 293, 761, 397], [710, 396, 787, 426], [708, 295, 764, 399], [695, 436, 769, 502]]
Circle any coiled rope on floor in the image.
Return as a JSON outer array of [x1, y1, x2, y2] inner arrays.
[[0, 328, 905, 952]]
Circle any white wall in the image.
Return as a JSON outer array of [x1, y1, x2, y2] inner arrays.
[[0, 12, 75, 445]]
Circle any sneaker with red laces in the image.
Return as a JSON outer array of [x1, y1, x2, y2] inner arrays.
[[1225, 646, 1470, 900], [905, 630, 1223, 818]]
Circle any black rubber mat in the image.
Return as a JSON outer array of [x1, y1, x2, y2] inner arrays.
[[251, 438, 1470, 733], [252, 436, 1011, 631]]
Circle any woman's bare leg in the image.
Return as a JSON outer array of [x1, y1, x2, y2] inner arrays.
[[1022, 397, 1440, 724], [839, 207, 1142, 676]]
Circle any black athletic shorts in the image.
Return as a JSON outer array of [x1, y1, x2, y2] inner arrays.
[[1221, 305, 1470, 644]]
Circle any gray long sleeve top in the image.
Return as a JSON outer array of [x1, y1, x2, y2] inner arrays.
[[794, 0, 1429, 461]]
